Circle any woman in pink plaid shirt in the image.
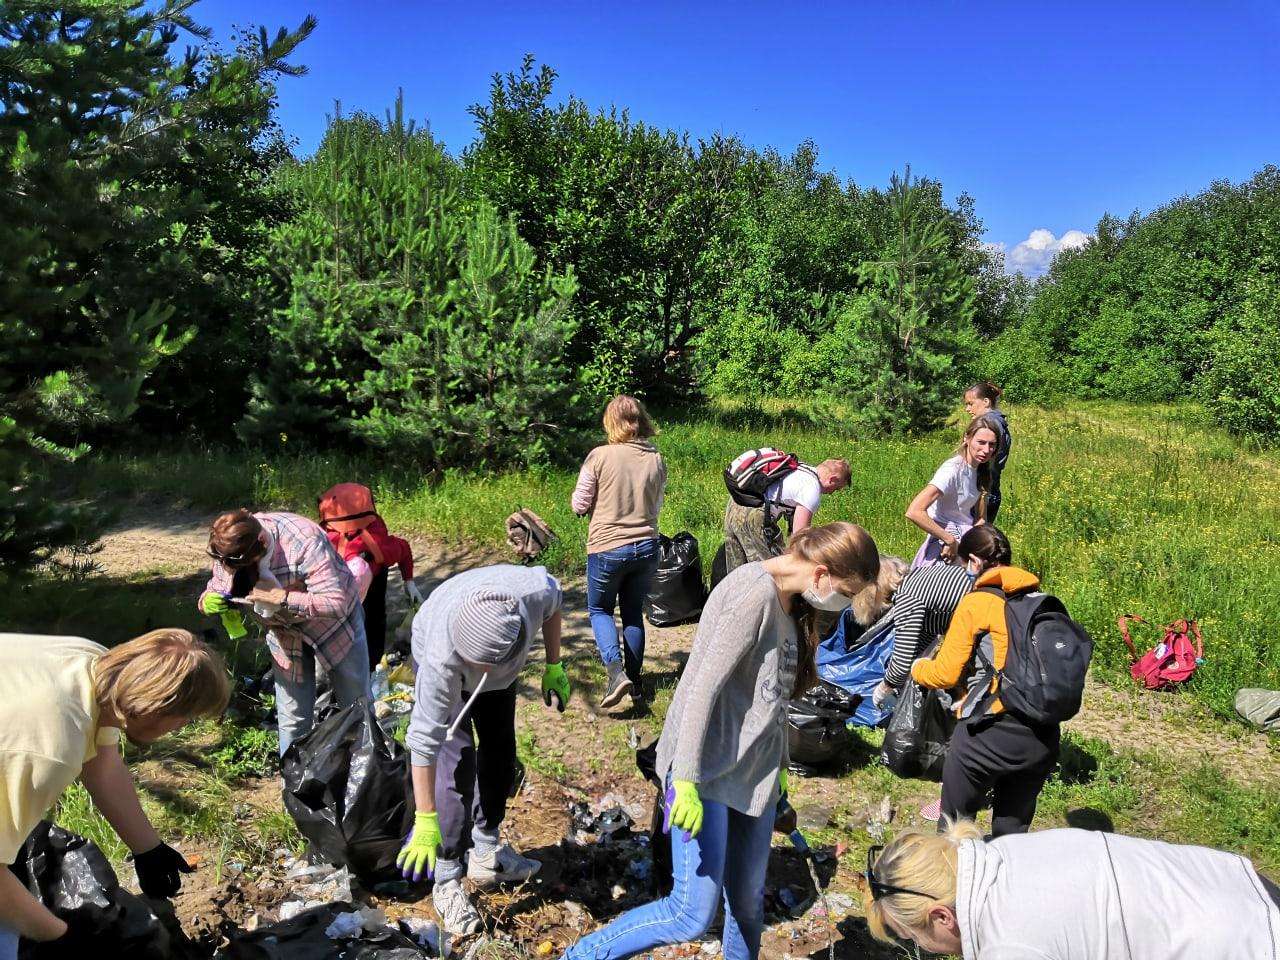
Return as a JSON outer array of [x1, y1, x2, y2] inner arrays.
[[199, 509, 370, 755]]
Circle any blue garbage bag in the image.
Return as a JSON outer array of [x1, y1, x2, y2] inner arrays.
[[817, 608, 896, 728]]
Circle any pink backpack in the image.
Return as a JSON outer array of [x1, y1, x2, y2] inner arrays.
[[1118, 615, 1205, 690]]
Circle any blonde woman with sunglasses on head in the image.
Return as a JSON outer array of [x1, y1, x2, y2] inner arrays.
[[863, 820, 1280, 959]]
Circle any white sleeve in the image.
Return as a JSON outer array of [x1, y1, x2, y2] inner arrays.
[[786, 471, 823, 514], [928, 457, 959, 496]]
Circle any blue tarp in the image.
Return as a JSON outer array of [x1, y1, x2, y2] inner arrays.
[[817, 608, 896, 728]]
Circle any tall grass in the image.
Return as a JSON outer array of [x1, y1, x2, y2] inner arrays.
[[67, 400, 1280, 718]]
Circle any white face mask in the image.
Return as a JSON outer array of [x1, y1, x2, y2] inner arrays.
[[802, 574, 853, 612]]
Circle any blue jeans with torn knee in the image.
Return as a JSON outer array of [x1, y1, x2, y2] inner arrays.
[[561, 787, 775, 960]]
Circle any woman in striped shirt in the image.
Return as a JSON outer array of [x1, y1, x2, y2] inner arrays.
[[872, 563, 975, 709], [873, 521, 1020, 707]]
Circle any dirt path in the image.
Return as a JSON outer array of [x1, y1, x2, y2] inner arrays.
[[96, 507, 1279, 958]]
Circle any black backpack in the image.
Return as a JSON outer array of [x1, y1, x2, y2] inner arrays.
[[968, 586, 1093, 725]]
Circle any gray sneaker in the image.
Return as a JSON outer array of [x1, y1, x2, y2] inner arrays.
[[600, 662, 633, 709], [432, 878, 482, 936], [468, 844, 542, 889]]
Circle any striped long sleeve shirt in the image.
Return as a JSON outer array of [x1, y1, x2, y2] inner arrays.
[[885, 563, 974, 688]]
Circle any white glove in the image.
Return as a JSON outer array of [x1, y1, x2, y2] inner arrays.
[[405, 580, 425, 606], [872, 681, 897, 710]]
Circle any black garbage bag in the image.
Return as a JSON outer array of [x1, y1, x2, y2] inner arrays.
[[281, 700, 414, 883], [787, 681, 859, 771], [635, 741, 673, 897], [644, 532, 707, 627], [216, 903, 428, 959], [880, 678, 955, 781], [14, 821, 172, 960]]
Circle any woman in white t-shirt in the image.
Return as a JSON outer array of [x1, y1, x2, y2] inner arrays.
[[906, 418, 999, 570]]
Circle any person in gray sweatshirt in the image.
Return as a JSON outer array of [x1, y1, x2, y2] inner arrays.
[[397, 564, 571, 936], [562, 522, 879, 960], [864, 819, 1280, 959]]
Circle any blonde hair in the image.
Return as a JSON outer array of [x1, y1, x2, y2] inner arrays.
[[787, 521, 880, 695], [863, 818, 983, 944], [955, 415, 1000, 459], [851, 554, 908, 626], [603, 395, 656, 444], [817, 458, 851, 488], [96, 629, 231, 723]]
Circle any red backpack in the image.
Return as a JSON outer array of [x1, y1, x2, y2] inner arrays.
[[1118, 615, 1205, 690]]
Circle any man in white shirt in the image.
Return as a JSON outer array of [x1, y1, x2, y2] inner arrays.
[[723, 458, 850, 573]]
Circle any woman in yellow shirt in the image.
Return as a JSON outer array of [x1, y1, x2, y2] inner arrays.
[[0, 629, 229, 957]]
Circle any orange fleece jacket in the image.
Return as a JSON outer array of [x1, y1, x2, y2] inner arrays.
[[911, 565, 1041, 715]]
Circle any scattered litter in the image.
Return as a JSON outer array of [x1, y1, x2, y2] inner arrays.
[[611, 883, 627, 900], [568, 800, 635, 842], [277, 860, 354, 919], [399, 917, 448, 956], [700, 939, 721, 954], [217, 902, 430, 958], [325, 911, 365, 939], [536, 941, 555, 956]]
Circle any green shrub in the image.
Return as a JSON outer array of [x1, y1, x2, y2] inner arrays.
[[1205, 275, 1280, 438], [243, 99, 581, 469]]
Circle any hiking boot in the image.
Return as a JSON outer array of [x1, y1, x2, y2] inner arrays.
[[432, 878, 482, 936], [600, 661, 633, 709], [468, 844, 542, 889]]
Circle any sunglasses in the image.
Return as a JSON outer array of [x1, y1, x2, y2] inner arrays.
[[866, 845, 935, 901], [207, 543, 265, 569]]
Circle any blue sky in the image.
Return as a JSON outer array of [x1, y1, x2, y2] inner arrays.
[[197, 0, 1279, 276]]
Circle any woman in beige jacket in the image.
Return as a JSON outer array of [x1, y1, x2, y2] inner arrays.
[[572, 395, 667, 708]]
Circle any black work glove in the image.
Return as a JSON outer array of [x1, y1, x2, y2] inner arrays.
[[132, 842, 194, 898]]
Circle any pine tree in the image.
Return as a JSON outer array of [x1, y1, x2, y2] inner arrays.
[[245, 96, 580, 468], [0, 1, 312, 572], [846, 170, 978, 433]]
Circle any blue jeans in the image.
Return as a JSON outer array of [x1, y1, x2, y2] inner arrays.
[[273, 607, 371, 756], [562, 791, 776, 960], [0, 925, 15, 960], [587, 539, 658, 680]]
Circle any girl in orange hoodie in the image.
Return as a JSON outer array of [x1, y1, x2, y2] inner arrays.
[[911, 525, 1059, 837]]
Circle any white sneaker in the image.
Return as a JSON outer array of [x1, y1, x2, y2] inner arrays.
[[468, 844, 542, 888], [432, 878, 482, 936]]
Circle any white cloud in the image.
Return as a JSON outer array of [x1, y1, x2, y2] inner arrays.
[[1005, 228, 1091, 277]]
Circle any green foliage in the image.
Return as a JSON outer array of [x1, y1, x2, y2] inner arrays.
[[842, 172, 978, 433], [1005, 166, 1280, 437], [0, 0, 310, 573], [244, 98, 581, 468], [212, 725, 279, 780], [464, 56, 741, 399]]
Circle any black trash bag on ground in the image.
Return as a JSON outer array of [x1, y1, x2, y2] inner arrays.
[[644, 533, 707, 627], [635, 741, 673, 897], [787, 681, 859, 771], [880, 678, 955, 781], [281, 700, 414, 883], [14, 821, 172, 960], [216, 903, 428, 959]]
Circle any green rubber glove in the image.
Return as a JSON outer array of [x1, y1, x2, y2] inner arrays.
[[201, 592, 230, 615], [542, 661, 571, 712], [669, 779, 704, 838], [396, 811, 441, 882], [778, 766, 790, 799]]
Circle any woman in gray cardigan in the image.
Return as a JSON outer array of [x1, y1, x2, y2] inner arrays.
[[562, 522, 880, 960]]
